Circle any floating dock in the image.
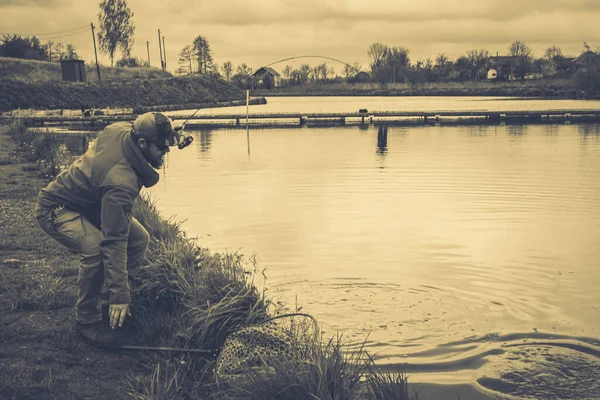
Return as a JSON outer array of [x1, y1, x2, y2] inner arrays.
[[2, 109, 600, 129]]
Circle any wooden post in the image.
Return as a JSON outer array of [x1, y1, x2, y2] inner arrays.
[[246, 90, 251, 156], [377, 125, 388, 150], [90, 23, 101, 82], [158, 29, 164, 71], [146, 41, 151, 67], [162, 36, 167, 70], [245, 90, 249, 127]]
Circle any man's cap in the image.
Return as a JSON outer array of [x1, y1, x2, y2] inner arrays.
[[132, 112, 176, 145]]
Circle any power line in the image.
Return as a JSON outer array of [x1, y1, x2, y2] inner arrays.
[[36, 28, 91, 41], [0, 24, 90, 37]]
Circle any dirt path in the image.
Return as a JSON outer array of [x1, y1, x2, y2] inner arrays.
[[0, 128, 151, 400]]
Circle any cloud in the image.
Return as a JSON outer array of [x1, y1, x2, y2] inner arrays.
[[164, 0, 600, 26], [0, 0, 65, 7], [1, 0, 599, 72]]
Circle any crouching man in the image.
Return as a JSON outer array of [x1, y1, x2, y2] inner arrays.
[[35, 112, 185, 347]]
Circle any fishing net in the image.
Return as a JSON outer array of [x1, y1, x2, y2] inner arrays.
[[215, 313, 319, 384]]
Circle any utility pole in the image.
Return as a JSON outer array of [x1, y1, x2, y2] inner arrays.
[[158, 29, 164, 72], [146, 41, 151, 67], [162, 36, 167, 71], [90, 23, 101, 82]]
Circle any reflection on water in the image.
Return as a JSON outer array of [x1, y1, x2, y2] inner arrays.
[[199, 130, 213, 153], [579, 123, 600, 138], [376, 125, 388, 156], [143, 120, 600, 398], [505, 124, 527, 136]]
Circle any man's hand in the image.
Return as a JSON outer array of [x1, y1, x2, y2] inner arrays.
[[109, 303, 131, 329], [172, 120, 185, 132]]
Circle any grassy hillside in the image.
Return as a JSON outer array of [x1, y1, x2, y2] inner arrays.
[[0, 56, 170, 83]]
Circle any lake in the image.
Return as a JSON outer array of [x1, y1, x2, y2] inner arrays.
[[146, 97, 600, 399]]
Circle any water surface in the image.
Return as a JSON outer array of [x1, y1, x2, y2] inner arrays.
[[147, 97, 600, 398]]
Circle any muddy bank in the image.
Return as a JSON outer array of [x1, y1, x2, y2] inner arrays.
[[0, 75, 246, 112]]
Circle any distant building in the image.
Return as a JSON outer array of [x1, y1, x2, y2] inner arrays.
[[60, 59, 86, 82], [352, 71, 371, 83], [253, 67, 281, 88], [487, 56, 520, 81], [572, 50, 600, 67]]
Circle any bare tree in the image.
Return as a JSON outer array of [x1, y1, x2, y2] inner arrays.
[[236, 63, 252, 76], [465, 48, 490, 79], [343, 62, 361, 78], [222, 61, 233, 81], [282, 65, 293, 79], [508, 40, 532, 58], [435, 53, 449, 67], [508, 40, 533, 79], [544, 46, 563, 61], [368, 42, 388, 72]]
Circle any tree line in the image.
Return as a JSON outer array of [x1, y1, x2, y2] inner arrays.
[[174, 36, 598, 94], [0, 35, 80, 62]]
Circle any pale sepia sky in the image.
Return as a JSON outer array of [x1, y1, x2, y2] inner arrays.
[[1, 0, 599, 74]]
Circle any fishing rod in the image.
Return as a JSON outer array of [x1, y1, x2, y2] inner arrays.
[[171, 76, 248, 149], [119, 344, 217, 356], [174, 54, 359, 149], [174, 54, 360, 149]]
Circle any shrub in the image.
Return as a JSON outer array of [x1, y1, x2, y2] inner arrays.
[[572, 68, 600, 95], [6, 123, 72, 177]]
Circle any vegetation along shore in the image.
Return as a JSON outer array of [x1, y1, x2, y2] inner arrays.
[[0, 122, 418, 399], [2, 54, 599, 115]]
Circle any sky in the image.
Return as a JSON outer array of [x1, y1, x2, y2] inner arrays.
[[1, 0, 599, 75]]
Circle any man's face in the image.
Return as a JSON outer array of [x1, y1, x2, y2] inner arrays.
[[142, 137, 170, 169]]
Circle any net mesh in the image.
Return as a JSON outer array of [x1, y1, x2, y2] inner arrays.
[[215, 313, 319, 383]]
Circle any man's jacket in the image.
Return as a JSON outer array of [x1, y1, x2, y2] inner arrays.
[[37, 122, 159, 304]]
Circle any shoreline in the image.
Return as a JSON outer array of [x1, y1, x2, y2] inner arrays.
[[0, 121, 512, 400], [1, 75, 595, 113]]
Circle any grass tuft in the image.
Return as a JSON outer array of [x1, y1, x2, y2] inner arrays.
[[132, 195, 271, 352]]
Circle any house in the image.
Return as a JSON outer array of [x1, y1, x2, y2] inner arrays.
[[572, 50, 600, 67], [352, 71, 371, 83], [253, 67, 281, 88], [60, 59, 86, 82], [487, 69, 498, 80], [487, 56, 520, 80]]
